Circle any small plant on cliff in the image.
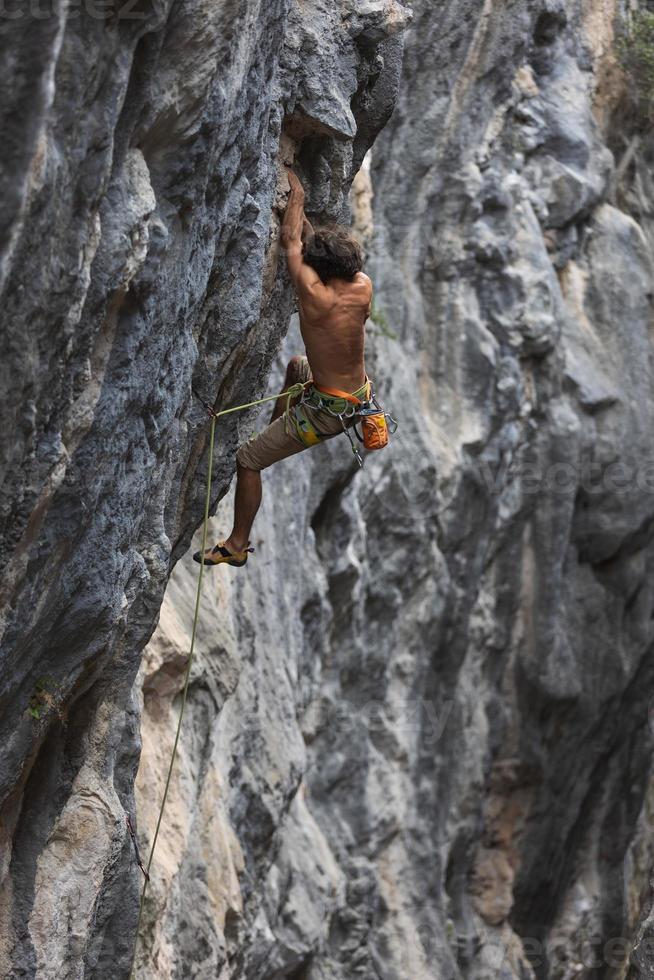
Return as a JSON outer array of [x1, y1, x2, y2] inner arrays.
[[617, 9, 654, 124], [368, 302, 398, 341], [27, 676, 62, 722]]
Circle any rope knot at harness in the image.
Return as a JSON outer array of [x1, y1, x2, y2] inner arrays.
[[284, 381, 308, 414]]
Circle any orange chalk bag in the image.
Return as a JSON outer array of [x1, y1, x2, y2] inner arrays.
[[360, 404, 390, 450]]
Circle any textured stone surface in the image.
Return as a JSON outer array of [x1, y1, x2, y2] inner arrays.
[[4, 0, 654, 977], [135, 1, 654, 978], [0, 1, 409, 976]]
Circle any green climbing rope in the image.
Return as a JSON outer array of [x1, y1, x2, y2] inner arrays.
[[128, 381, 307, 978], [206, 381, 306, 419]]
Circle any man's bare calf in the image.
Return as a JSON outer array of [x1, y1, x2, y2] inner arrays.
[[222, 462, 262, 554]]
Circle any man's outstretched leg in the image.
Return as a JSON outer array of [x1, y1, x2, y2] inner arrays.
[[193, 462, 260, 567], [193, 355, 312, 568]]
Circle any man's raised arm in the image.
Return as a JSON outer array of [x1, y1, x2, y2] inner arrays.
[[280, 168, 325, 297]]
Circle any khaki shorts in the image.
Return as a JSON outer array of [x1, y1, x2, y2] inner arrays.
[[236, 357, 354, 471]]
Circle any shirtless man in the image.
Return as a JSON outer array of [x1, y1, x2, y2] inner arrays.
[[194, 167, 373, 568]]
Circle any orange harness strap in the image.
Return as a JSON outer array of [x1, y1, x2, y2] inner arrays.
[[313, 377, 371, 405]]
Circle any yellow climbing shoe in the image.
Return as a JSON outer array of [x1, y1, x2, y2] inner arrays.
[[193, 541, 254, 567]]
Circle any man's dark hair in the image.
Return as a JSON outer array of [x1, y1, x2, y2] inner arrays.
[[303, 224, 363, 283]]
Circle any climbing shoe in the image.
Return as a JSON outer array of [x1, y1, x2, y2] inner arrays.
[[193, 541, 254, 567]]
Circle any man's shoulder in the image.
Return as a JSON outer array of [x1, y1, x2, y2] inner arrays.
[[355, 272, 373, 296]]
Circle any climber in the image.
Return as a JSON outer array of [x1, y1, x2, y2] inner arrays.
[[194, 166, 373, 567]]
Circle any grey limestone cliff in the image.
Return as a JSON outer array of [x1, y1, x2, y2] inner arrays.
[[136, 1, 654, 978], [0, 0, 409, 976], [3, 0, 654, 978]]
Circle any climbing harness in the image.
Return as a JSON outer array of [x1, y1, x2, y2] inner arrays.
[[292, 402, 325, 446], [294, 377, 399, 468]]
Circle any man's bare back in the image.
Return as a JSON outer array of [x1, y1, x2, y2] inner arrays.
[[298, 271, 372, 392], [280, 167, 372, 393]]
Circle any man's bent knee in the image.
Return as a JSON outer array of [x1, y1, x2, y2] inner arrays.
[[236, 448, 262, 473], [287, 355, 305, 381], [237, 460, 260, 476]]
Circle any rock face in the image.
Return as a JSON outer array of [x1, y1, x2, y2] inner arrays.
[[3, 0, 654, 978], [0, 1, 410, 976], [136, 1, 654, 978]]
